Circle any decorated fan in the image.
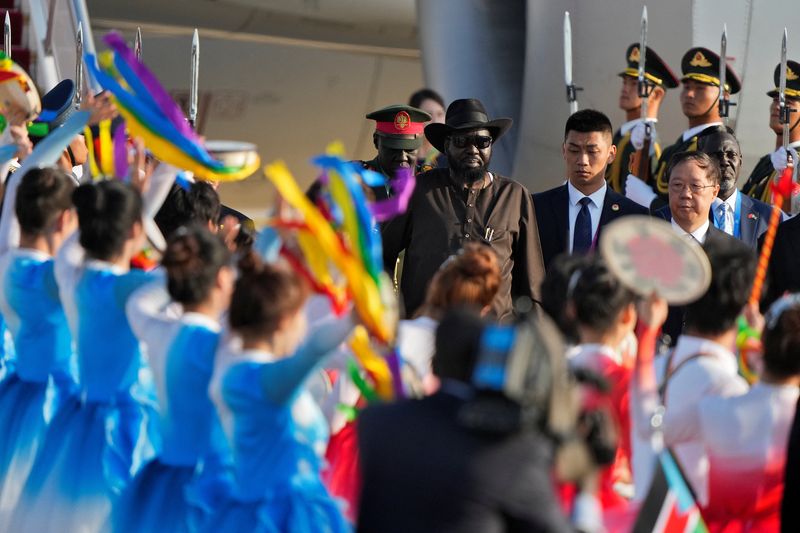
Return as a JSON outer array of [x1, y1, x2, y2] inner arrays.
[[85, 32, 259, 182], [599, 215, 711, 306]]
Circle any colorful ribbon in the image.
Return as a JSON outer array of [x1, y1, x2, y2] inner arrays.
[[86, 32, 260, 182]]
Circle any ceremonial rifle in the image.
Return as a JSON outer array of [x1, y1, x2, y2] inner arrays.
[[748, 29, 795, 307], [563, 12, 581, 114], [636, 6, 653, 182]]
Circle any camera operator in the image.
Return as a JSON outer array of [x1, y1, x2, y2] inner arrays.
[[357, 307, 607, 532]]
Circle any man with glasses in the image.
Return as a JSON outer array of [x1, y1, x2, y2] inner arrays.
[[654, 150, 749, 346], [381, 98, 545, 322], [533, 109, 648, 271], [697, 129, 773, 248]]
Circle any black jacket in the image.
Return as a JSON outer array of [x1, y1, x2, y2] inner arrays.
[[532, 184, 649, 271], [357, 392, 571, 533]]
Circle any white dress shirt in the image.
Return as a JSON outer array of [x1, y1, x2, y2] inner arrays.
[[568, 180, 606, 252], [631, 334, 749, 504], [670, 218, 711, 244], [682, 122, 723, 142]]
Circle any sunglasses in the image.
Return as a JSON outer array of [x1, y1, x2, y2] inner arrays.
[[450, 134, 493, 149]]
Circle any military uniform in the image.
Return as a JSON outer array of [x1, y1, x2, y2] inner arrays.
[[607, 43, 677, 194], [651, 47, 742, 205], [741, 60, 800, 203]]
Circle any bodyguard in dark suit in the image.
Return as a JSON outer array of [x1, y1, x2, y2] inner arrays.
[[697, 128, 774, 249], [533, 109, 648, 271], [653, 150, 753, 345], [357, 310, 571, 533]]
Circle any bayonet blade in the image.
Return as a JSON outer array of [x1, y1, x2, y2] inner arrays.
[[75, 22, 84, 109], [780, 28, 789, 150], [564, 12, 578, 113], [189, 29, 199, 128], [3, 11, 10, 59], [638, 6, 648, 116], [134, 27, 142, 62], [719, 24, 728, 120]]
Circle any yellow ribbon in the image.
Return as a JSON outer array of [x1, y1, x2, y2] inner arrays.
[[349, 325, 394, 400]]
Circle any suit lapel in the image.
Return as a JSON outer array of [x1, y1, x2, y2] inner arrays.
[[739, 194, 757, 246]]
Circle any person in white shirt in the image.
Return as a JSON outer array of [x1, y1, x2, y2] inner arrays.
[[631, 235, 756, 505], [397, 242, 500, 389]]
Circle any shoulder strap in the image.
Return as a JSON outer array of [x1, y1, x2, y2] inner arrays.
[[658, 351, 711, 405]]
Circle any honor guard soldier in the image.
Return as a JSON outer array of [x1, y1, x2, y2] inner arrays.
[[360, 104, 432, 200], [741, 60, 800, 205], [626, 47, 741, 209], [607, 43, 678, 194]]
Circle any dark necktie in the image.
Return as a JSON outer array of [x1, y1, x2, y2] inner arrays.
[[573, 197, 593, 253]]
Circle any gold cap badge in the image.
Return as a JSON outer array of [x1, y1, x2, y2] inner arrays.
[[629, 46, 640, 63], [394, 111, 410, 130], [788, 67, 799, 81], [690, 52, 712, 68]]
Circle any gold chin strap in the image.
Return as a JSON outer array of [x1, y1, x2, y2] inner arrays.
[[683, 73, 730, 92], [623, 68, 663, 87]]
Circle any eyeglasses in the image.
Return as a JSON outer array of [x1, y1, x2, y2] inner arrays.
[[450, 134, 493, 149], [668, 181, 717, 194]]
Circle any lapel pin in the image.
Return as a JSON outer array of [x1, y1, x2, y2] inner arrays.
[[611, 203, 620, 211], [747, 213, 757, 219]]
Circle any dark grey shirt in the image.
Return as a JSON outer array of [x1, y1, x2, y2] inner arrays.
[[382, 168, 546, 322]]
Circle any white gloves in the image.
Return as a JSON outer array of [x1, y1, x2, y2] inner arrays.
[[630, 119, 658, 151], [770, 146, 799, 172], [625, 174, 657, 207]]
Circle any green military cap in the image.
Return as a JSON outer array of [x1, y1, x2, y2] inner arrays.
[[618, 43, 679, 88], [681, 47, 741, 94], [366, 104, 432, 150], [767, 60, 800, 99]]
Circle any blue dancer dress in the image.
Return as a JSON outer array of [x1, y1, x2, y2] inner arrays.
[[0, 250, 76, 523], [110, 281, 232, 533], [203, 315, 356, 533], [0, 158, 76, 525], [9, 165, 177, 533]]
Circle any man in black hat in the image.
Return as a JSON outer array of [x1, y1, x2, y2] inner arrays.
[[741, 60, 800, 209], [360, 104, 432, 201], [534, 109, 648, 271], [607, 43, 679, 195], [381, 98, 545, 322], [626, 47, 741, 210]]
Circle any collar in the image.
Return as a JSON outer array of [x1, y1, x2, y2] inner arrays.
[[712, 188, 738, 211], [620, 117, 658, 136], [671, 218, 710, 243], [567, 179, 607, 208], [787, 140, 800, 150], [237, 348, 276, 364], [11, 248, 52, 261], [682, 122, 722, 142], [671, 334, 738, 374], [84, 259, 128, 274], [568, 343, 622, 366], [182, 311, 222, 333]]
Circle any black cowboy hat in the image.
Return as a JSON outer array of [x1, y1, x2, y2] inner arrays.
[[425, 98, 513, 153]]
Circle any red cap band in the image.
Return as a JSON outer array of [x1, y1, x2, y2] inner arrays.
[[374, 110, 424, 135]]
